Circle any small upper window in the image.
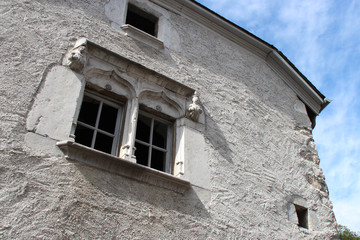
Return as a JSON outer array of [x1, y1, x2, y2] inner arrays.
[[126, 3, 158, 37], [135, 112, 173, 173], [74, 93, 123, 155]]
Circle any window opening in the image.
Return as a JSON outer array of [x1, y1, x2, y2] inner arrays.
[[126, 3, 158, 37], [135, 112, 172, 172], [295, 204, 309, 229], [74, 93, 123, 155]]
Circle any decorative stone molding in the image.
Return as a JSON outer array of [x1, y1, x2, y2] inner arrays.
[[64, 38, 88, 72], [186, 91, 203, 122], [139, 90, 184, 119], [175, 160, 184, 177]]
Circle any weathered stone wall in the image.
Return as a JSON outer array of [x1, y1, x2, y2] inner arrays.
[[0, 0, 337, 239]]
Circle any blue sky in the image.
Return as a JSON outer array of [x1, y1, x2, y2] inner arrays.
[[196, 0, 360, 232]]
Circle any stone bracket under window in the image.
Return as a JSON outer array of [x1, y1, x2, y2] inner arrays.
[[57, 140, 191, 194], [121, 24, 164, 49]]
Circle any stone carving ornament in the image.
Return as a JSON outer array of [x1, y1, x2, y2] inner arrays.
[[187, 91, 202, 122], [65, 38, 88, 72]]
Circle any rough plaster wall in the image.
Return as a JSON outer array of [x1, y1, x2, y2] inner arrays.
[[0, 0, 337, 239]]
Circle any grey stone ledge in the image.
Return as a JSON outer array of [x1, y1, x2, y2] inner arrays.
[[56, 140, 191, 194], [121, 24, 164, 49]]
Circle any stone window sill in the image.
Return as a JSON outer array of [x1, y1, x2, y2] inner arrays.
[[121, 24, 164, 49], [56, 140, 190, 193]]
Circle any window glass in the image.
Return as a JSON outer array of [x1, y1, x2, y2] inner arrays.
[[78, 95, 99, 126], [135, 142, 149, 167], [136, 114, 151, 143], [151, 149, 165, 171], [94, 132, 113, 154], [152, 120, 167, 148], [74, 124, 93, 147], [98, 103, 118, 134]]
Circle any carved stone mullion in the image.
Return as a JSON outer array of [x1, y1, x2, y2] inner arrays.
[[120, 97, 139, 162]]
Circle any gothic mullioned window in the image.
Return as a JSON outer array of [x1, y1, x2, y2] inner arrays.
[[73, 89, 175, 174]]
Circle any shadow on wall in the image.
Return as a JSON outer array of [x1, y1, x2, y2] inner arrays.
[[73, 162, 211, 220], [203, 107, 234, 164]]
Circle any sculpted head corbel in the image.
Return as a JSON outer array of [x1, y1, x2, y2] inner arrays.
[[64, 38, 88, 73]]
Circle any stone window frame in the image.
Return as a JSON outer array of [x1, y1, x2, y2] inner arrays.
[[49, 38, 205, 193], [287, 197, 316, 231], [74, 91, 124, 156]]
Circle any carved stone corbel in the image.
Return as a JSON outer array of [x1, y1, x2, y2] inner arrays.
[[64, 38, 88, 73], [186, 91, 203, 122], [175, 161, 184, 177], [120, 144, 136, 161]]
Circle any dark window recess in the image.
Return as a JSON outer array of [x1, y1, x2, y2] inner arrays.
[[135, 114, 168, 172], [74, 125, 93, 148], [295, 204, 309, 229], [126, 4, 158, 37]]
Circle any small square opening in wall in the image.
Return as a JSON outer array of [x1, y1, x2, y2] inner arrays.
[[126, 4, 158, 37], [295, 204, 309, 229]]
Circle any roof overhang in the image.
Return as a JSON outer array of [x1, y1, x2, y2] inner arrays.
[[150, 0, 330, 114]]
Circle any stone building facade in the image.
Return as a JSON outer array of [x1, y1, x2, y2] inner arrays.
[[0, 0, 338, 239]]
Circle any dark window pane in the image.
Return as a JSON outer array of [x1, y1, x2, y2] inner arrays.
[[152, 120, 167, 148], [136, 114, 151, 143], [151, 148, 165, 172], [94, 132, 113, 154], [98, 103, 118, 134], [74, 125, 93, 147], [135, 142, 149, 166], [78, 95, 100, 126]]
